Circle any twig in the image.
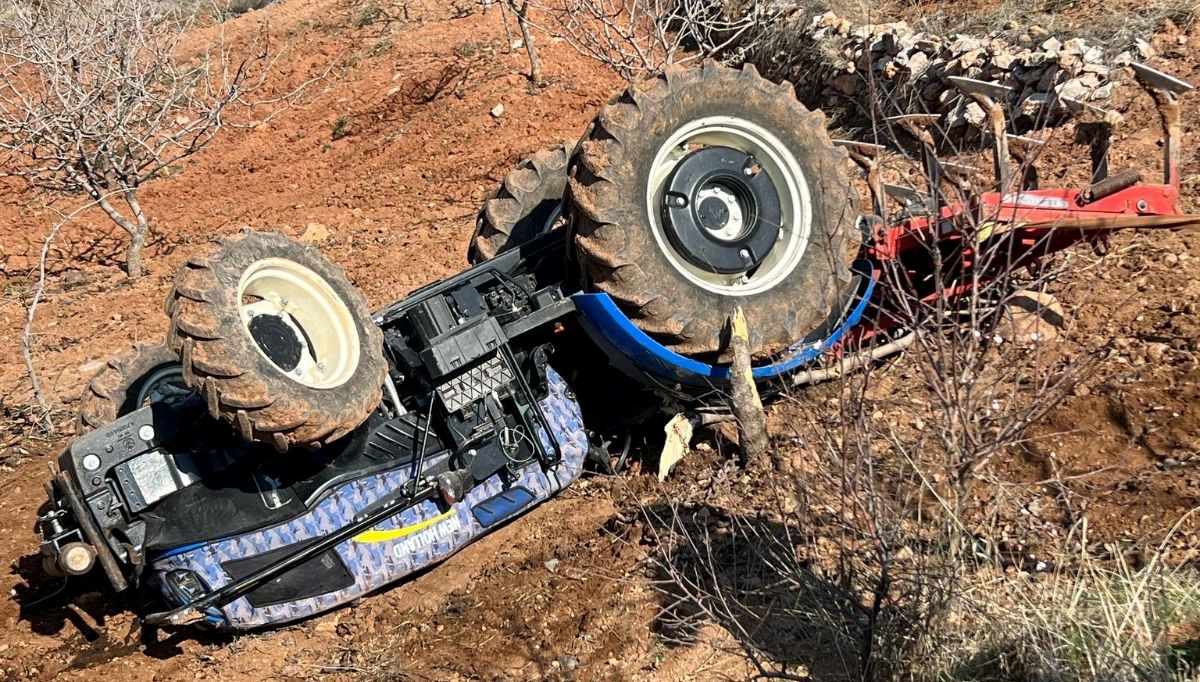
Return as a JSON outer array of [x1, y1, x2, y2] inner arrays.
[[22, 192, 127, 434]]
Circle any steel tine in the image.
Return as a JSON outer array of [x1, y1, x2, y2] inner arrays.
[[887, 114, 943, 211], [834, 139, 888, 218], [1059, 97, 1123, 182], [948, 76, 1014, 192], [1006, 134, 1046, 190], [1130, 62, 1194, 189], [883, 183, 933, 213], [941, 161, 981, 192]]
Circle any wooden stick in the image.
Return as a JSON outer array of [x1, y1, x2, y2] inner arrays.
[[727, 307, 770, 466]]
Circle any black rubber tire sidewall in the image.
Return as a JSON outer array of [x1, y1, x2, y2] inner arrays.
[[570, 64, 859, 357], [468, 142, 573, 264], [76, 342, 184, 435]]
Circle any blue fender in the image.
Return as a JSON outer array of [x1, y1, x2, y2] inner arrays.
[[571, 261, 876, 392]]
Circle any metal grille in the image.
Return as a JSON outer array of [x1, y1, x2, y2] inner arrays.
[[435, 354, 512, 412]]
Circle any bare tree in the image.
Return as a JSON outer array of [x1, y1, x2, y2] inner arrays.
[[507, 0, 543, 86], [0, 0, 290, 278], [533, 0, 780, 80]]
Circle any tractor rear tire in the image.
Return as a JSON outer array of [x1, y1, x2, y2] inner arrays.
[[76, 342, 187, 434], [568, 63, 860, 357], [166, 229, 386, 452], [469, 142, 573, 264]]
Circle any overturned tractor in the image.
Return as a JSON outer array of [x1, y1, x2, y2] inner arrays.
[[36, 61, 1197, 629]]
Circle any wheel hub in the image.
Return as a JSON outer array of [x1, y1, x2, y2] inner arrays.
[[660, 146, 782, 275], [236, 258, 361, 389], [248, 313, 305, 372]]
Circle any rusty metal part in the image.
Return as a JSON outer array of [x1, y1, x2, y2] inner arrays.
[[942, 161, 980, 192], [887, 114, 943, 210], [835, 139, 887, 220], [883, 183, 933, 212], [1006, 134, 1046, 190], [1061, 97, 1123, 182], [1131, 62, 1194, 190], [1020, 214, 1200, 232], [1078, 169, 1142, 205], [948, 76, 1014, 192]]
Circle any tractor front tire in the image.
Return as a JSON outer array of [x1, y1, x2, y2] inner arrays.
[[166, 230, 386, 452]]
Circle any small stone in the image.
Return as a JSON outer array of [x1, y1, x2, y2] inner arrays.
[[544, 558, 560, 572], [963, 101, 986, 127], [1061, 37, 1087, 55], [299, 222, 330, 243], [1146, 343, 1169, 363], [1091, 82, 1118, 100], [1019, 92, 1052, 117], [490, 103, 505, 118], [832, 73, 858, 95], [906, 51, 930, 75], [1056, 76, 1097, 101], [557, 655, 579, 671], [1134, 38, 1155, 60]]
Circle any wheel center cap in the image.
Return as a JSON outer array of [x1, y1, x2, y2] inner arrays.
[[660, 146, 783, 275], [696, 186, 744, 241], [248, 313, 304, 372]]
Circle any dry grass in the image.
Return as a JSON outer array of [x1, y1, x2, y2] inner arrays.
[[909, 0, 1197, 48], [943, 556, 1200, 681]]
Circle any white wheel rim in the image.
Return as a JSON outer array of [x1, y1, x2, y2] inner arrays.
[[237, 258, 360, 389], [645, 116, 813, 297]]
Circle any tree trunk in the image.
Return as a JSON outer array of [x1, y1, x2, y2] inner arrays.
[[512, 0, 541, 86], [123, 189, 151, 279], [497, 0, 515, 53], [90, 186, 145, 278]]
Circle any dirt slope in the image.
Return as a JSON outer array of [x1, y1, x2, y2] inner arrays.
[[0, 0, 1197, 680]]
